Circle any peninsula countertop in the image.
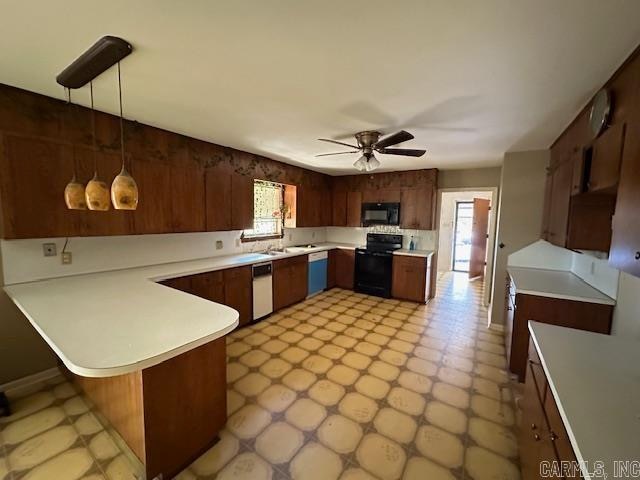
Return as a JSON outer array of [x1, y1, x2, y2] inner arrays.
[[8, 241, 431, 378], [529, 322, 640, 479], [507, 266, 615, 305]]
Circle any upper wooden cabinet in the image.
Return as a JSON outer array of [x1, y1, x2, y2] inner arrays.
[[587, 123, 625, 193], [546, 159, 573, 247], [362, 189, 401, 203], [332, 191, 347, 227], [400, 187, 434, 230], [346, 191, 362, 227], [610, 123, 640, 276], [205, 170, 253, 231]]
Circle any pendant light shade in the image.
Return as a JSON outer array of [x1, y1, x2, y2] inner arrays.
[[63, 89, 87, 210], [85, 82, 110, 211], [365, 154, 380, 172], [111, 62, 138, 210], [353, 155, 367, 172]]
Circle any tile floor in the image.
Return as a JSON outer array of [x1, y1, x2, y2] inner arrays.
[[0, 272, 520, 480]]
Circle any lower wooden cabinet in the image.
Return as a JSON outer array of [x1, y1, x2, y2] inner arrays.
[[273, 255, 308, 311], [160, 266, 253, 326], [334, 249, 355, 289], [327, 249, 337, 288], [391, 255, 432, 303]]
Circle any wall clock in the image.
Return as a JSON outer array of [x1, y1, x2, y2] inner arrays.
[[589, 88, 611, 138]]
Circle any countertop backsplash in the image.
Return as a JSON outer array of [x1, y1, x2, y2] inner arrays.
[[325, 226, 436, 251]]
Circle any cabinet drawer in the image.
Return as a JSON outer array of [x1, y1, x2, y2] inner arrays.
[[544, 384, 578, 466]]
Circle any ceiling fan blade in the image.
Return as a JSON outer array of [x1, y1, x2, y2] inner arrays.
[[315, 150, 359, 157], [378, 148, 426, 157], [318, 138, 359, 149], [374, 130, 414, 149]]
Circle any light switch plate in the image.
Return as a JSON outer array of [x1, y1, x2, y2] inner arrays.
[[61, 252, 72, 265], [43, 243, 57, 257], [216, 240, 223, 250]]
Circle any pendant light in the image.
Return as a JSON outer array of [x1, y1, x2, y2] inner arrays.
[[85, 82, 110, 210], [111, 61, 138, 210], [365, 154, 380, 172], [63, 88, 87, 210], [353, 154, 367, 172]]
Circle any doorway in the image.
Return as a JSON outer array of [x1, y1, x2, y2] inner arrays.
[[452, 202, 473, 272]]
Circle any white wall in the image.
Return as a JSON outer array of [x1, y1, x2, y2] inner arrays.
[[437, 191, 493, 273], [325, 227, 437, 251]]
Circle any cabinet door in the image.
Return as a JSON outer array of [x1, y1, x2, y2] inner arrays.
[[362, 190, 378, 203], [190, 271, 225, 302], [319, 188, 332, 226], [171, 156, 206, 233], [297, 186, 320, 227], [130, 157, 174, 234], [540, 171, 553, 240], [400, 188, 418, 229], [230, 173, 254, 230], [570, 149, 585, 195], [610, 123, 640, 277], [160, 276, 193, 293], [543, 383, 578, 467], [589, 123, 625, 192], [205, 170, 232, 231], [327, 249, 337, 288], [290, 257, 309, 304], [378, 189, 401, 203], [224, 266, 253, 326], [272, 259, 291, 311], [391, 255, 428, 303], [346, 192, 362, 227], [332, 191, 347, 226], [547, 159, 573, 246], [335, 249, 355, 289]]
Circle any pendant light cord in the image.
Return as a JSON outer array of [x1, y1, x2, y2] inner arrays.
[[117, 62, 126, 171], [64, 88, 78, 180], [90, 81, 98, 176]]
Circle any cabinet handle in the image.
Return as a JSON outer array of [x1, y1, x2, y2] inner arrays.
[[507, 306, 512, 311], [534, 433, 540, 441], [550, 432, 558, 442], [635, 252, 640, 260], [531, 423, 537, 430]]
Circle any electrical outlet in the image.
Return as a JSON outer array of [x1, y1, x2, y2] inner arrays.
[[216, 240, 223, 250], [61, 252, 72, 265], [312, 232, 316, 239], [590, 261, 595, 275], [43, 243, 57, 257]]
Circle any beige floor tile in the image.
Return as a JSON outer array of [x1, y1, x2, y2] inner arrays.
[[243, 332, 270, 347], [302, 354, 334, 374], [257, 384, 296, 413], [234, 373, 271, 397], [217, 452, 273, 480], [403, 456, 456, 480], [227, 390, 245, 415], [442, 357, 474, 376], [373, 408, 417, 444], [356, 433, 406, 480], [432, 382, 470, 409], [379, 349, 408, 366], [415, 425, 464, 469], [1, 407, 66, 445], [277, 317, 299, 329], [73, 413, 102, 436], [365, 332, 390, 346], [319, 310, 339, 320], [52, 382, 77, 400], [406, 357, 438, 377], [401, 323, 425, 335], [338, 392, 378, 423], [424, 401, 467, 434], [368, 360, 400, 381], [326, 321, 348, 333], [414, 346, 442, 362], [21, 447, 93, 480], [354, 342, 382, 357], [9, 425, 78, 471], [292, 311, 312, 321], [255, 421, 304, 464], [227, 342, 252, 357], [468, 417, 518, 458], [395, 330, 420, 343], [226, 405, 271, 439], [298, 337, 324, 351], [332, 334, 358, 349], [387, 339, 414, 354], [474, 364, 509, 384], [326, 365, 360, 386], [354, 375, 390, 400], [190, 431, 239, 476], [317, 414, 363, 454], [282, 369, 317, 391], [437, 367, 472, 388], [329, 304, 348, 313], [279, 331, 304, 344], [337, 313, 359, 324], [294, 323, 317, 335], [470, 395, 515, 426], [313, 328, 338, 341], [279, 346, 310, 364], [227, 362, 249, 383], [344, 327, 367, 339], [397, 371, 433, 394], [464, 446, 520, 480], [290, 442, 342, 480], [476, 350, 506, 369], [285, 398, 326, 431], [419, 337, 446, 350], [340, 468, 377, 480], [259, 358, 292, 379], [472, 377, 501, 400], [88, 430, 119, 461], [260, 339, 289, 355], [63, 396, 89, 416], [239, 350, 271, 368], [381, 318, 403, 329], [319, 344, 347, 360], [308, 380, 346, 406], [387, 387, 426, 416], [374, 325, 397, 337], [262, 325, 286, 337], [477, 340, 505, 355], [342, 352, 372, 370]]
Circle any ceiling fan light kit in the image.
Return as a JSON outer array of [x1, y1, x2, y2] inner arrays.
[[317, 129, 426, 172], [57, 37, 138, 211]]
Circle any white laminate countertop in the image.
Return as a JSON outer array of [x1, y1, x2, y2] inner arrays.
[[394, 248, 435, 258], [507, 267, 615, 305], [529, 322, 640, 479], [2, 243, 363, 378]]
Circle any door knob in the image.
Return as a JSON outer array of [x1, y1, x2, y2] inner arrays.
[[635, 251, 640, 260], [499, 243, 505, 249]]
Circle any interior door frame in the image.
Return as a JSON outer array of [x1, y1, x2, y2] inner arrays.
[[452, 201, 474, 273]]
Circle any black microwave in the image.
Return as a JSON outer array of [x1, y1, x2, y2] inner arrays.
[[361, 202, 401, 226]]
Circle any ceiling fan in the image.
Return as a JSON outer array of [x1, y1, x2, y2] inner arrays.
[[316, 130, 426, 172]]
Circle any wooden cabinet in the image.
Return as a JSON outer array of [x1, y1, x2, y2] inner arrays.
[[400, 187, 434, 230], [273, 255, 308, 311], [189, 271, 225, 302], [205, 170, 253, 231], [327, 249, 337, 288], [566, 193, 616, 251], [546, 158, 573, 247], [223, 266, 253, 326], [169, 156, 206, 233], [332, 191, 347, 226], [610, 123, 640, 277], [334, 249, 355, 289], [362, 189, 401, 203], [587, 123, 625, 193], [297, 186, 331, 227], [504, 275, 613, 382], [346, 191, 362, 227], [391, 255, 431, 303]]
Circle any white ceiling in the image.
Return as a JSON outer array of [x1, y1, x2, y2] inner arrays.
[[1, 1, 639, 175]]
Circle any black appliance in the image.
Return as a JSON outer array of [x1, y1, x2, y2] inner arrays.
[[355, 233, 403, 298], [361, 202, 400, 227]]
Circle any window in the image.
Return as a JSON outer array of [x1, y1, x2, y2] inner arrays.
[[242, 179, 285, 240], [452, 201, 473, 272]]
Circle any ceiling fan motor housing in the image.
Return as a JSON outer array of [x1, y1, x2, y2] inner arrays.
[[355, 131, 381, 155]]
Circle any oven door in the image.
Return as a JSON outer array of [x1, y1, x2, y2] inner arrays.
[[354, 250, 393, 297]]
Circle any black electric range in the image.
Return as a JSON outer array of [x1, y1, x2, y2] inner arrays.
[[354, 233, 403, 298]]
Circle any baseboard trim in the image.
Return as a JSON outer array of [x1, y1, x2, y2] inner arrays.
[[0, 367, 62, 396]]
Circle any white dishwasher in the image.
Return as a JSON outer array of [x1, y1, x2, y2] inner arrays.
[[252, 262, 273, 321]]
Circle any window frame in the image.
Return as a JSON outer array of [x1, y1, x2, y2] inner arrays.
[[241, 179, 286, 242]]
